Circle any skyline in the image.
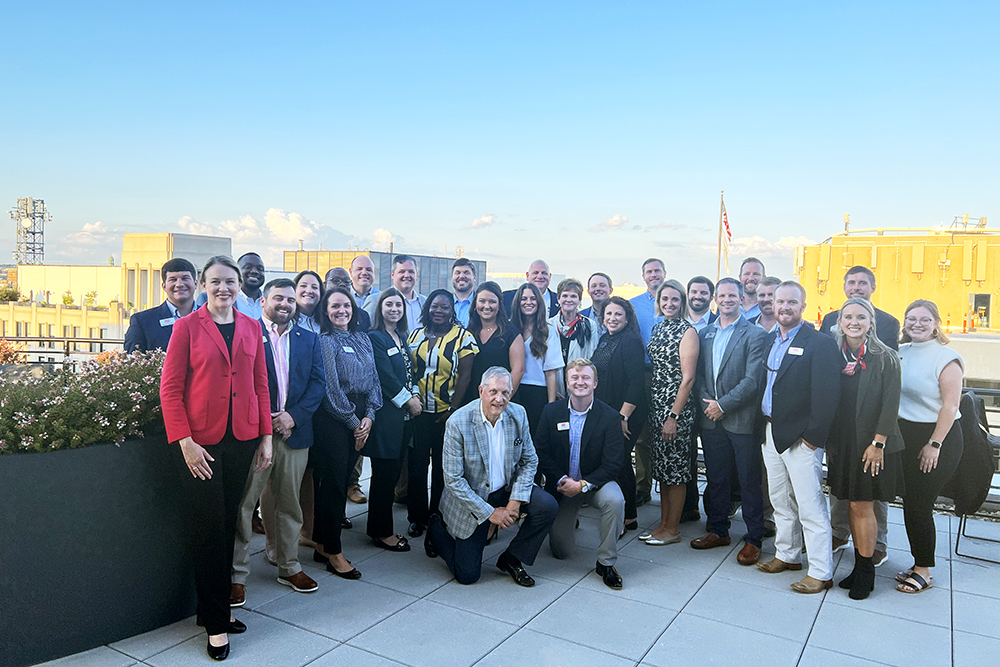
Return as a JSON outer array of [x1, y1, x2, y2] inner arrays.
[[2, 2, 997, 288]]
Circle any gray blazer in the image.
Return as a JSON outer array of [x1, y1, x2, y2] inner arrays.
[[696, 317, 769, 434], [440, 399, 538, 540]]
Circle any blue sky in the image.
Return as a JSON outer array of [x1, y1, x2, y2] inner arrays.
[[2, 2, 997, 287]]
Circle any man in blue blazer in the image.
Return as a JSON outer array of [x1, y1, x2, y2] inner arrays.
[[232, 279, 327, 602], [123, 258, 198, 352], [756, 281, 841, 595], [426, 366, 558, 587], [535, 359, 625, 589]]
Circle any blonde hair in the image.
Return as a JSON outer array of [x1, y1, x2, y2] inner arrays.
[[834, 298, 891, 360], [654, 279, 687, 318], [564, 357, 598, 382], [555, 278, 584, 298], [900, 299, 950, 344]]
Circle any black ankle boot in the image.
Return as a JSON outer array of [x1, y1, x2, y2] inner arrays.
[[849, 553, 876, 600], [838, 549, 861, 590]]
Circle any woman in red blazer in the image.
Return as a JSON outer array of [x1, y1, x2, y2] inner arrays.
[[160, 255, 272, 662]]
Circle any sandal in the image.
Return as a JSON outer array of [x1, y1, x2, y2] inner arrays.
[[896, 572, 933, 594], [895, 568, 916, 584]]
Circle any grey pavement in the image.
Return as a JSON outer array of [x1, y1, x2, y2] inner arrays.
[[39, 463, 1000, 667]]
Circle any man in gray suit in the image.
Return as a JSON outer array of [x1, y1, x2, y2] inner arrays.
[[690, 278, 769, 565], [426, 367, 558, 587]]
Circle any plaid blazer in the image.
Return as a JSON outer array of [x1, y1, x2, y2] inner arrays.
[[439, 399, 538, 540]]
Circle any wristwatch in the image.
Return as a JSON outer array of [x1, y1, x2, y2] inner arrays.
[[872, 440, 885, 450], [580, 480, 592, 493], [929, 439, 942, 449], [620, 414, 628, 422], [668, 411, 680, 421]]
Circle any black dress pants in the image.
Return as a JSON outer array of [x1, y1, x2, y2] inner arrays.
[[618, 412, 646, 522], [367, 455, 404, 539], [408, 413, 446, 527], [173, 434, 256, 636], [311, 407, 362, 555], [898, 418, 963, 568]]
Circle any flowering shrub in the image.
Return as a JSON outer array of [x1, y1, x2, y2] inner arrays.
[[0, 339, 24, 363], [0, 350, 165, 455]]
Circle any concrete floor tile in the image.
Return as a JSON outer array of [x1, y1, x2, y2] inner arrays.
[[479, 629, 636, 667], [486, 544, 594, 585], [574, 554, 709, 611], [808, 604, 951, 667], [526, 587, 676, 660], [306, 644, 407, 666], [428, 572, 570, 624], [256, 580, 417, 642], [954, 630, 1000, 667], [109, 616, 201, 661], [618, 535, 734, 575], [642, 614, 802, 667], [834, 547, 952, 590], [685, 576, 823, 643], [882, 526, 951, 559], [353, 549, 454, 597], [797, 645, 896, 667], [952, 558, 1000, 599], [824, 575, 952, 628], [952, 591, 1000, 639], [36, 647, 137, 667], [349, 600, 517, 667], [145, 611, 336, 667]]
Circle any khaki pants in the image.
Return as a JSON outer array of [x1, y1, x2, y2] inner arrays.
[[232, 436, 310, 582]]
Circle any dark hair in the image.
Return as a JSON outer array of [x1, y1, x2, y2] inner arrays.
[[641, 257, 665, 272], [588, 272, 613, 288], [316, 287, 361, 333], [511, 282, 550, 360], [161, 258, 196, 280], [419, 288, 457, 331], [760, 276, 782, 288], [715, 277, 743, 297], [201, 256, 242, 283], [452, 257, 476, 276], [468, 282, 511, 339], [372, 288, 409, 337], [686, 275, 715, 297], [392, 254, 416, 270], [740, 256, 766, 274], [263, 278, 296, 298], [603, 296, 640, 338], [237, 252, 262, 263], [845, 265, 877, 290], [295, 270, 324, 290], [655, 279, 688, 318]]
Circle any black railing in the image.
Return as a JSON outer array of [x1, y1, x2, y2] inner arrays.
[[2, 336, 125, 372]]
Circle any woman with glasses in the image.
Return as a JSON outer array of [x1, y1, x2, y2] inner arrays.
[[895, 300, 963, 594]]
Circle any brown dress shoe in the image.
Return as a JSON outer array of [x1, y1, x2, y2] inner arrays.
[[790, 575, 833, 594], [348, 485, 368, 504], [229, 583, 246, 607], [690, 533, 732, 550], [278, 571, 319, 593], [756, 557, 803, 574], [736, 542, 761, 565]]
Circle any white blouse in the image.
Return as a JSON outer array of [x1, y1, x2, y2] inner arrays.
[[898, 339, 964, 422], [521, 326, 564, 387]]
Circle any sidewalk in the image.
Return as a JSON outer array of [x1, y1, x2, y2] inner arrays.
[[40, 471, 1000, 667]]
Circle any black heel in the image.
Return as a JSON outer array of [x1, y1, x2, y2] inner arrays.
[[839, 549, 860, 590], [207, 640, 230, 661], [849, 554, 876, 600]]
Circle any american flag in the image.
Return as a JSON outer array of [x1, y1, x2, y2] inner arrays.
[[721, 197, 732, 272]]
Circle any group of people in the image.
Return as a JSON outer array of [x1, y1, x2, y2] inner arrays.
[[128, 250, 965, 661]]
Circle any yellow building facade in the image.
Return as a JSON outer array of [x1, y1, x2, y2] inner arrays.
[[795, 226, 1000, 331]]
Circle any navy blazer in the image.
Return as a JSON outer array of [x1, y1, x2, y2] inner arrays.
[[535, 397, 623, 492], [367, 329, 416, 459], [502, 288, 560, 319], [767, 324, 842, 454], [124, 301, 180, 352], [259, 320, 327, 449]]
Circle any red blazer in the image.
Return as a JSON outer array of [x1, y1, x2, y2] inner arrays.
[[160, 306, 272, 445]]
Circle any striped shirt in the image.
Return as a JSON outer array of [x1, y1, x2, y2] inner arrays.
[[408, 325, 479, 413], [318, 329, 383, 430]]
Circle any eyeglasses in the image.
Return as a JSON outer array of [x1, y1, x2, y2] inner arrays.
[[904, 317, 934, 326]]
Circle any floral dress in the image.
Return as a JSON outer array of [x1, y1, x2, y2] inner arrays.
[[647, 318, 695, 485]]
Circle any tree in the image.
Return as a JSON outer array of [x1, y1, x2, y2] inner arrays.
[[0, 285, 20, 302], [83, 290, 98, 307], [62, 290, 74, 306]]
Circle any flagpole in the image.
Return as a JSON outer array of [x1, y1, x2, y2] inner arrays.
[[716, 190, 724, 283]]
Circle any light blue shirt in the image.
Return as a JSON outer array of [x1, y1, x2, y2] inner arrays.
[[629, 291, 663, 365], [742, 302, 761, 320], [761, 321, 805, 417], [235, 291, 263, 320], [710, 315, 743, 392], [687, 312, 712, 333], [454, 295, 472, 327], [352, 286, 380, 312]]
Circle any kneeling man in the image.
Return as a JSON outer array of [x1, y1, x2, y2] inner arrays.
[[536, 359, 625, 588], [427, 367, 558, 587]]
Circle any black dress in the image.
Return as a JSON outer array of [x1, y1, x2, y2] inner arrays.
[[463, 323, 521, 405], [827, 361, 903, 502]]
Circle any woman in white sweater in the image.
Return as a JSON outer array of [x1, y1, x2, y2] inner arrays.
[[896, 300, 964, 594]]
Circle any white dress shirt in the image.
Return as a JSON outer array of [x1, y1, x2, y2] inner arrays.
[[481, 407, 507, 493]]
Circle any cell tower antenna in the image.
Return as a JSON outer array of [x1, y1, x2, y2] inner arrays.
[[9, 197, 49, 264]]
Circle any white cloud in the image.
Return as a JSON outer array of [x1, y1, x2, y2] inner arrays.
[[730, 235, 815, 259], [61, 221, 115, 246], [590, 214, 629, 232], [372, 228, 396, 251], [469, 213, 499, 229]]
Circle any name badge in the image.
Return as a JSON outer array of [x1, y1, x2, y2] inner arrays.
[[705, 332, 715, 339], [557, 421, 570, 431], [343, 346, 355, 354], [262, 335, 269, 344], [159, 317, 176, 327], [387, 347, 399, 356], [789, 347, 804, 356]]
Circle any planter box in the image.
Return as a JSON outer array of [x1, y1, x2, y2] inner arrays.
[[0, 436, 196, 667]]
